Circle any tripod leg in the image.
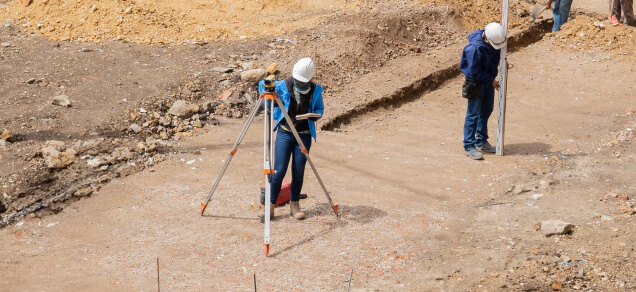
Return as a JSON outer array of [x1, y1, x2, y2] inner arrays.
[[201, 98, 264, 215], [264, 98, 274, 256], [273, 97, 338, 218]]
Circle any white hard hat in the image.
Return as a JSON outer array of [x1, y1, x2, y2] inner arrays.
[[292, 57, 316, 83], [484, 22, 507, 49]]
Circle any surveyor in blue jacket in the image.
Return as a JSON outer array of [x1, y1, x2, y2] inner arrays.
[[460, 22, 506, 160], [258, 57, 324, 220]]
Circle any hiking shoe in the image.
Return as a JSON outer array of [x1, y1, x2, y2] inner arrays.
[[476, 142, 496, 153], [465, 148, 484, 160], [290, 201, 306, 220]]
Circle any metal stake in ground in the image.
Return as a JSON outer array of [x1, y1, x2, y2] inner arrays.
[[157, 258, 160, 292], [496, 0, 510, 156]]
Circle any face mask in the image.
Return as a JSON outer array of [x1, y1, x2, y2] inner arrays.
[[293, 79, 311, 94]]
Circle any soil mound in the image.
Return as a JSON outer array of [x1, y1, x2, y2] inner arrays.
[[0, 0, 360, 44], [545, 14, 635, 58]]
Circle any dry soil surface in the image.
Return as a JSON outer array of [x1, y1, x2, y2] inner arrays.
[[1, 0, 635, 291]]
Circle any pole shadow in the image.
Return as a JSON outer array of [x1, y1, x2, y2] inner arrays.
[[201, 214, 260, 221], [503, 142, 551, 156]]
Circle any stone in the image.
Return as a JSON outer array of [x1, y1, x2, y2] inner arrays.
[[168, 100, 199, 119], [111, 147, 133, 161], [136, 142, 146, 151], [244, 93, 254, 104], [511, 185, 531, 195], [218, 90, 232, 100], [240, 69, 268, 83], [242, 61, 253, 70], [211, 67, 233, 73], [540, 220, 574, 236], [130, 123, 142, 133], [0, 42, 11, 48], [41, 146, 76, 169], [552, 281, 562, 291], [86, 157, 103, 167], [607, 192, 619, 198], [191, 120, 203, 128], [147, 143, 157, 152], [618, 194, 630, 200], [26, 78, 36, 84], [0, 129, 10, 141], [0, 139, 6, 148], [266, 63, 279, 74], [159, 116, 171, 126], [203, 100, 220, 112], [160, 131, 169, 140], [52, 95, 72, 107], [220, 80, 231, 87], [532, 193, 544, 200], [73, 186, 93, 197], [600, 215, 613, 221]]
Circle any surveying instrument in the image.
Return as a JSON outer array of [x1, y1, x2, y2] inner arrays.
[[200, 76, 338, 256]]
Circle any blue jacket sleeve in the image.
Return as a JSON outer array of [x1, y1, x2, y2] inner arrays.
[[462, 46, 497, 82]]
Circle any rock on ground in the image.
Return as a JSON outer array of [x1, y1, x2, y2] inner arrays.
[[168, 100, 199, 119], [41, 143, 76, 169], [540, 220, 574, 237], [240, 69, 268, 83], [52, 95, 72, 107]]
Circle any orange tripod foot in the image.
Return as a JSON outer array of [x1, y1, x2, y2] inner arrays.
[[264, 244, 270, 257]]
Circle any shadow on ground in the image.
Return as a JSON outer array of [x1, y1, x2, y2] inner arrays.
[[269, 203, 387, 257]]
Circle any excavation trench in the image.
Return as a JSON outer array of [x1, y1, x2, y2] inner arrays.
[[320, 19, 554, 131]]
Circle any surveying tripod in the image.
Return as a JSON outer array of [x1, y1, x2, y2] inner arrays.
[[200, 80, 338, 256]]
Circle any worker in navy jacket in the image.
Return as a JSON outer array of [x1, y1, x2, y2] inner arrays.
[[460, 23, 506, 160], [258, 58, 324, 220]]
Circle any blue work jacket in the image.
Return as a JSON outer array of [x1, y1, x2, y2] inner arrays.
[[258, 79, 325, 141], [460, 30, 501, 83]]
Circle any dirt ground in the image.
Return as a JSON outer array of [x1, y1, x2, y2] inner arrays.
[[1, 0, 635, 291]]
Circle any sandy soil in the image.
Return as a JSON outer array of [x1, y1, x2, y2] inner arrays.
[[2, 22, 636, 292], [1, 0, 635, 291]]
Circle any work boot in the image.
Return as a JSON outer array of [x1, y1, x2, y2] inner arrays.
[[465, 148, 484, 160], [260, 203, 275, 223], [289, 201, 306, 220], [476, 142, 496, 153]]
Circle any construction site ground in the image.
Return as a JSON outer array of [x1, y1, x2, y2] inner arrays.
[[1, 0, 635, 291]]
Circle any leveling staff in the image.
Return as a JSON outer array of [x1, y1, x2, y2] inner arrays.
[[258, 58, 325, 221]]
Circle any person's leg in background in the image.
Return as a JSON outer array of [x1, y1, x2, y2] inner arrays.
[[622, 0, 635, 25], [611, 0, 622, 24], [288, 133, 312, 219], [475, 83, 495, 147], [270, 128, 294, 205], [552, 0, 562, 31], [463, 97, 482, 152], [289, 134, 312, 202], [553, 0, 574, 31]]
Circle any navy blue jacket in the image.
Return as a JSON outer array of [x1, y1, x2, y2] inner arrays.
[[460, 30, 501, 83]]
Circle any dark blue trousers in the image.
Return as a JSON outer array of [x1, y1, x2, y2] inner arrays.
[[270, 128, 312, 204], [463, 82, 495, 151]]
